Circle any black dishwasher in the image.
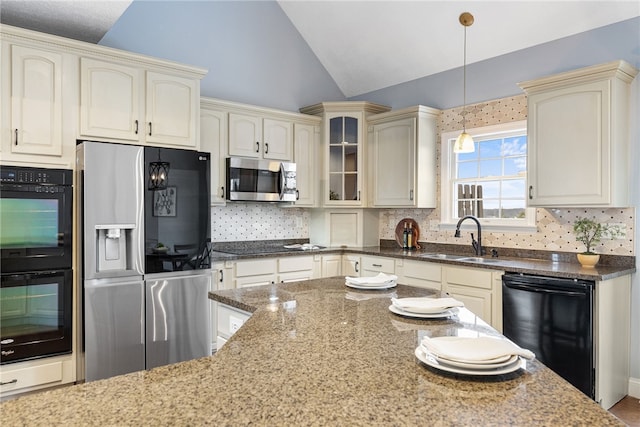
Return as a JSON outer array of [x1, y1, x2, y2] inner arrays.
[[502, 273, 594, 399]]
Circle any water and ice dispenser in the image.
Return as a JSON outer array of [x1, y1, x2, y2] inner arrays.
[[95, 225, 135, 273]]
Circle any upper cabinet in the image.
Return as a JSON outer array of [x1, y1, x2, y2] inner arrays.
[[292, 122, 320, 207], [367, 106, 439, 208], [300, 102, 390, 207], [228, 114, 292, 161], [80, 58, 202, 149], [200, 99, 228, 206], [519, 61, 638, 207]]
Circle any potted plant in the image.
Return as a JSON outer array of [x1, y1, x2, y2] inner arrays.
[[572, 217, 619, 268]]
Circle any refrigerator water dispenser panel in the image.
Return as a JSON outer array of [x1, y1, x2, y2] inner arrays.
[[96, 225, 135, 273]]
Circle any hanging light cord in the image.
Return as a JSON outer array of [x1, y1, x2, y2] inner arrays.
[[462, 23, 467, 132]]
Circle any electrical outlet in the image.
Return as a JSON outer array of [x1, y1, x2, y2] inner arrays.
[[229, 315, 244, 334], [602, 223, 626, 240]]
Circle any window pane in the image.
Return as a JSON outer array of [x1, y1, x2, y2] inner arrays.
[[479, 139, 502, 157], [504, 157, 526, 175], [329, 174, 342, 200], [344, 145, 358, 172], [457, 148, 478, 161], [480, 200, 499, 218], [502, 179, 525, 198], [479, 181, 500, 198], [501, 200, 526, 219], [344, 174, 358, 200], [479, 159, 502, 178], [503, 136, 527, 155], [457, 162, 477, 179]]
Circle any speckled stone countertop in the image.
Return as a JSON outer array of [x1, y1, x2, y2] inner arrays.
[[210, 240, 635, 281], [1, 278, 623, 426]]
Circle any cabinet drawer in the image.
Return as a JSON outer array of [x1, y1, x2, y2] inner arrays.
[[403, 260, 441, 282], [361, 256, 395, 273], [278, 256, 313, 273], [234, 259, 277, 277], [444, 266, 493, 290], [217, 304, 251, 339], [0, 361, 63, 393]]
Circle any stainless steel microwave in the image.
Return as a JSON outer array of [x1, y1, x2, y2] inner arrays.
[[226, 157, 297, 202]]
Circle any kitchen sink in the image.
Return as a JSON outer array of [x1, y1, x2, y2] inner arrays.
[[458, 257, 500, 263], [418, 253, 469, 260]]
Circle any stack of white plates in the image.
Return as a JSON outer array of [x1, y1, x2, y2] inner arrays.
[[388, 297, 464, 318], [345, 273, 397, 290], [416, 336, 535, 375]]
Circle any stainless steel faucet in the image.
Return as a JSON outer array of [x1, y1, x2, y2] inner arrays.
[[454, 215, 484, 256]]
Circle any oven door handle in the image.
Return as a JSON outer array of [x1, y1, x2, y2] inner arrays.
[[278, 162, 286, 200], [504, 282, 586, 297]]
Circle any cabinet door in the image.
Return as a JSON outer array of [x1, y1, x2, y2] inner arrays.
[[80, 58, 141, 142], [360, 256, 395, 276], [341, 255, 360, 277], [200, 107, 227, 205], [444, 284, 492, 324], [263, 118, 292, 161], [400, 260, 441, 290], [293, 123, 316, 206], [145, 71, 198, 148], [10, 45, 63, 156], [326, 113, 363, 206], [527, 80, 610, 206], [322, 255, 343, 277], [372, 118, 415, 207], [228, 113, 262, 158]]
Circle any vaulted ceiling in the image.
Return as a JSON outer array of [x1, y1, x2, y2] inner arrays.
[[1, 1, 638, 97]]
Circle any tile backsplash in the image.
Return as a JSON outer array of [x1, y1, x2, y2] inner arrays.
[[211, 94, 635, 256]]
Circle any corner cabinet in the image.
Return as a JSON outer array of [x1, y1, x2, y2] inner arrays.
[[367, 106, 439, 208], [519, 61, 638, 207], [200, 99, 228, 205], [79, 57, 204, 149], [300, 102, 390, 207]]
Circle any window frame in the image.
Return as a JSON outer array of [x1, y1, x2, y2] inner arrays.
[[439, 120, 536, 232]]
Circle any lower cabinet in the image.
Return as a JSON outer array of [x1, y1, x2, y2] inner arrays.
[[232, 258, 277, 288], [442, 265, 504, 332], [277, 256, 319, 282], [0, 355, 75, 398], [322, 255, 343, 277], [360, 255, 395, 277], [397, 259, 441, 290], [216, 303, 251, 350], [341, 254, 360, 277]]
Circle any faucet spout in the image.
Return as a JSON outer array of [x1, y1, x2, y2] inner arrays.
[[454, 215, 483, 256]]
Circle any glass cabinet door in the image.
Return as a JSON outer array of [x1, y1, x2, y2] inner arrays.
[[328, 115, 360, 202]]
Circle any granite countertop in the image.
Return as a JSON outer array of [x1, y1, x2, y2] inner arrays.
[[210, 241, 635, 281], [2, 278, 622, 425]]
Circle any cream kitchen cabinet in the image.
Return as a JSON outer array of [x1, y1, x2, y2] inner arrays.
[[229, 255, 318, 288], [442, 265, 504, 331], [396, 259, 441, 290], [341, 254, 360, 277], [0, 355, 75, 399], [300, 102, 390, 207], [200, 100, 228, 205], [367, 106, 439, 208], [359, 255, 395, 277], [321, 254, 343, 277], [228, 113, 292, 161], [519, 60, 638, 207], [292, 122, 320, 206], [80, 57, 203, 148], [0, 36, 78, 168], [277, 256, 319, 283]]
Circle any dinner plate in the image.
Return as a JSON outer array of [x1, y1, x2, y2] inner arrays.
[[420, 337, 514, 364], [388, 305, 458, 319], [391, 297, 464, 314], [345, 281, 397, 290], [415, 347, 523, 376], [419, 347, 520, 369]]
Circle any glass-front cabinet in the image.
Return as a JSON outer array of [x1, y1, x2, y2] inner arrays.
[[328, 113, 362, 203], [300, 102, 390, 207]]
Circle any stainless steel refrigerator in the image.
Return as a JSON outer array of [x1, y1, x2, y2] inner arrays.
[[77, 141, 211, 382]]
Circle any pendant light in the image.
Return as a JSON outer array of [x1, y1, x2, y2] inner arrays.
[[454, 12, 475, 154], [148, 148, 170, 190]]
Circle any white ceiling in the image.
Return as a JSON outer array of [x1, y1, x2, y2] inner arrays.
[[1, 1, 638, 97]]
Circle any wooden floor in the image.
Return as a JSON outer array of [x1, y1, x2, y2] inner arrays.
[[609, 396, 640, 426]]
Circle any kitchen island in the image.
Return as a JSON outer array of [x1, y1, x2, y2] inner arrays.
[[1, 277, 623, 425]]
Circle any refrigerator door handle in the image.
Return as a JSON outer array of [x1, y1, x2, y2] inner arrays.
[[134, 148, 145, 275]]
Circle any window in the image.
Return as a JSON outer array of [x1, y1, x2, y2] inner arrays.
[[440, 121, 536, 231]]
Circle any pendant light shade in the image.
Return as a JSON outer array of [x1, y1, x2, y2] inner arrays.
[[454, 12, 475, 154]]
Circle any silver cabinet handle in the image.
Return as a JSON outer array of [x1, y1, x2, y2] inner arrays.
[[1, 379, 18, 386], [265, 143, 269, 154], [410, 189, 414, 201], [355, 261, 359, 273]]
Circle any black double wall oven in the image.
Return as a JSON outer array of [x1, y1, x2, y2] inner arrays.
[[0, 166, 73, 364]]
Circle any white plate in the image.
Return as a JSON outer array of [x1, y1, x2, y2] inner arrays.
[[389, 305, 458, 319], [421, 337, 514, 365], [345, 281, 397, 290], [415, 347, 524, 376], [420, 347, 520, 369]]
